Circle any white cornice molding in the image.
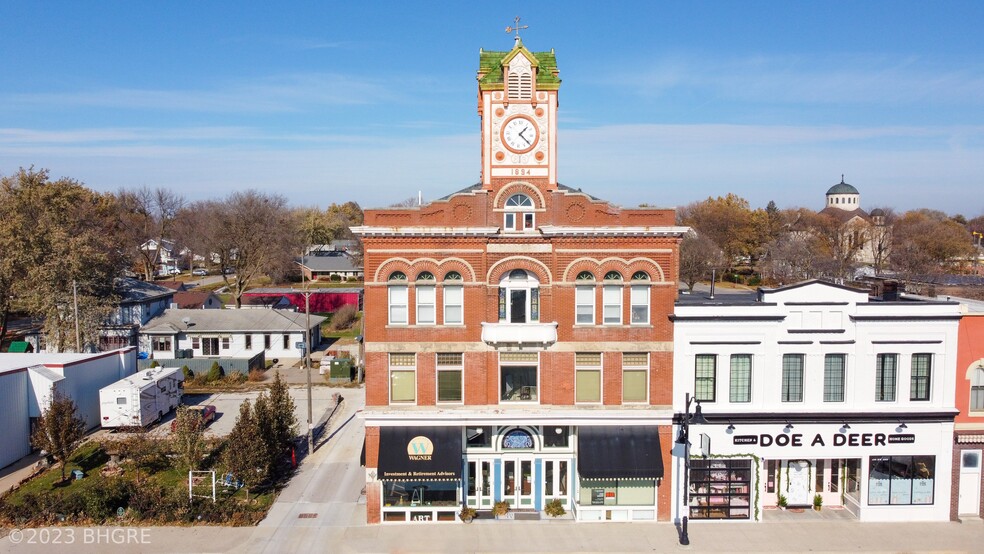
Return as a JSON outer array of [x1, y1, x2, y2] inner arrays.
[[351, 226, 499, 237], [539, 225, 690, 237]]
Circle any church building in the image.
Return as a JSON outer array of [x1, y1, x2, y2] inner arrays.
[[353, 33, 687, 523]]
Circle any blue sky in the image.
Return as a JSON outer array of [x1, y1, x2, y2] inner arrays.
[[1, 1, 982, 215]]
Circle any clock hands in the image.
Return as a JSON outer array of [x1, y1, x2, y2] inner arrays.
[[518, 126, 531, 145]]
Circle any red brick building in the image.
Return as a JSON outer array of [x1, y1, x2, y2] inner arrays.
[[353, 36, 687, 523], [952, 305, 984, 520]]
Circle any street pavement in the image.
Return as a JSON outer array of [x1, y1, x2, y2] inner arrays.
[[3, 384, 983, 553]]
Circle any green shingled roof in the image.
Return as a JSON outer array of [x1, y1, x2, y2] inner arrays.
[[478, 40, 560, 90]]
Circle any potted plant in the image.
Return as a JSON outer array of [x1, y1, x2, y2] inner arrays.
[[492, 500, 510, 519], [776, 493, 788, 510], [544, 498, 566, 517], [459, 506, 477, 523], [813, 493, 823, 511]]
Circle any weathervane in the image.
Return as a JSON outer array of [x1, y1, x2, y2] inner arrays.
[[505, 16, 528, 40]]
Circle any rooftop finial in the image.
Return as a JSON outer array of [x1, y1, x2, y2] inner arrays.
[[505, 16, 528, 43], [841, 174, 845, 183]]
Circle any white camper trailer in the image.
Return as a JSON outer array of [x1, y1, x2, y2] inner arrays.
[[99, 366, 184, 428]]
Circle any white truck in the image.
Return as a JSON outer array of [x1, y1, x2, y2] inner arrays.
[[99, 366, 184, 428]]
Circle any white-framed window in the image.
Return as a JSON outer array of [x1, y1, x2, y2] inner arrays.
[[622, 352, 648, 403], [152, 336, 171, 351], [630, 285, 649, 324], [388, 271, 408, 325], [222, 336, 230, 350], [503, 193, 535, 232], [972, 364, 984, 411], [824, 354, 846, 402], [910, 353, 931, 401], [603, 271, 622, 325], [782, 354, 804, 402], [443, 271, 463, 325], [389, 353, 416, 404], [729, 354, 751, 403], [575, 271, 595, 324], [436, 352, 463, 403], [695, 354, 716, 402], [500, 351, 538, 403], [245, 335, 252, 350], [575, 352, 602, 403], [875, 353, 897, 402], [498, 269, 539, 323], [416, 271, 436, 325]]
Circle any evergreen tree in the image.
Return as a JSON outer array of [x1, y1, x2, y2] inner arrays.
[[223, 400, 267, 499], [267, 371, 298, 465]]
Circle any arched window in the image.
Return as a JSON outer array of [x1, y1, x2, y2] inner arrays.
[[444, 272, 463, 325], [501, 428, 535, 449], [575, 271, 595, 324], [503, 193, 536, 232], [631, 271, 650, 281], [498, 269, 539, 323], [416, 272, 436, 324], [604, 271, 623, 281], [971, 363, 984, 410], [388, 272, 408, 324], [603, 271, 622, 324]]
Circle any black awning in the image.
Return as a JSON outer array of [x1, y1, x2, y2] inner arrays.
[[578, 426, 664, 479], [378, 426, 462, 481]]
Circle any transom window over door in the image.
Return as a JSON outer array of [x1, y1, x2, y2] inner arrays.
[[498, 269, 539, 323]]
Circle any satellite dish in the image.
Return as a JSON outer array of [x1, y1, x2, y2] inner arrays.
[[182, 317, 191, 326]]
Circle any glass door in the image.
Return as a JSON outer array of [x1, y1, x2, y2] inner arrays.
[[543, 459, 569, 507], [503, 457, 535, 508], [466, 460, 493, 509]]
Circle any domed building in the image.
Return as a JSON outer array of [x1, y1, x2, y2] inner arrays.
[[824, 176, 862, 211], [817, 176, 886, 269]]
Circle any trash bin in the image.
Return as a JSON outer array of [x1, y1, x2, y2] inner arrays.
[[72, 469, 84, 480]]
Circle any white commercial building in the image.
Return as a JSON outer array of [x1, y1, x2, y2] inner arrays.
[[0, 348, 137, 468], [671, 281, 959, 523]]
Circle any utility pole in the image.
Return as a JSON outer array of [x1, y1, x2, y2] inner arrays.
[[301, 249, 313, 454], [72, 279, 81, 352]]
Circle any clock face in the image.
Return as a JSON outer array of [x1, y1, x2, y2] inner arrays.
[[501, 116, 538, 153]]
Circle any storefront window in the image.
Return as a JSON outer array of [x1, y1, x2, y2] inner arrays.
[[579, 479, 655, 506], [382, 480, 458, 508], [688, 459, 751, 519], [868, 456, 934, 505]]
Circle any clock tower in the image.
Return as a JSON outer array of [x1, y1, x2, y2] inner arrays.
[[477, 34, 561, 187]]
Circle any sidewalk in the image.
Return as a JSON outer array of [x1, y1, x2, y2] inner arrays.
[[0, 453, 43, 496]]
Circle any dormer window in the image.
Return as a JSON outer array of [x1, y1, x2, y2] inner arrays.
[[504, 193, 536, 232]]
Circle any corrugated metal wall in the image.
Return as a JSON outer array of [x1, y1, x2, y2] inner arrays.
[[0, 371, 32, 468]]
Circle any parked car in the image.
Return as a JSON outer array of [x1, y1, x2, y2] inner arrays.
[[192, 268, 208, 276], [222, 267, 235, 275], [168, 267, 181, 275], [171, 404, 217, 432]]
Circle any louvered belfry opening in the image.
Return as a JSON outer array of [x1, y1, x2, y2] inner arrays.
[[508, 70, 533, 100]]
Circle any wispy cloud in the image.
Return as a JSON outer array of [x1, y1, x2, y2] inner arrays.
[[603, 54, 984, 107], [0, 73, 400, 113]]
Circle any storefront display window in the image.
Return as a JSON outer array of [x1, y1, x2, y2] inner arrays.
[[465, 426, 493, 448], [579, 479, 655, 506], [868, 456, 934, 506], [382, 480, 458, 507], [688, 459, 751, 519], [543, 426, 569, 447]]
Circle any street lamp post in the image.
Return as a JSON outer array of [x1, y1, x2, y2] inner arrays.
[[677, 392, 708, 546]]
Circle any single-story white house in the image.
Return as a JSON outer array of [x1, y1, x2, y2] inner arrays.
[[140, 309, 326, 361], [0, 348, 137, 469]]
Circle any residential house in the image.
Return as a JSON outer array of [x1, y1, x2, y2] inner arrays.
[[99, 278, 174, 351], [171, 291, 223, 310], [140, 308, 325, 361], [299, 251, 363, 281]]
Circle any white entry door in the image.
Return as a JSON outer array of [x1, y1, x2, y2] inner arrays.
[[958, 450, 982, 516], [787, 460, 812, 506]]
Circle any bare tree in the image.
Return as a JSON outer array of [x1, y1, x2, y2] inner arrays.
[[116, 187, 185, 279], [679, 233, 725, 292]]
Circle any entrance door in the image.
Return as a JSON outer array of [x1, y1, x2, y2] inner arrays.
[[503, 458, 535, 508], [958, 450, 982, 516], [543, 459, 569, 506], [787, 460, 812, 506], [466, 460, 493, 509]]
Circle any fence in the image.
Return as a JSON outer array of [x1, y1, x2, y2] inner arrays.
[[139, 351, 265, 375]]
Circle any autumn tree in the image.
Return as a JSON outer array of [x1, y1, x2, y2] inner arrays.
[[679, 233, 725, 292], [183, 191, 302, 307], [758, 233, 826, 285], [171, 405, 207, 471], [679, 194, 767, 269], [223, 400, 267, 499], [31, 390, 86, 482], [890, 209, 974, 279], [0, 167, 128, 351]]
